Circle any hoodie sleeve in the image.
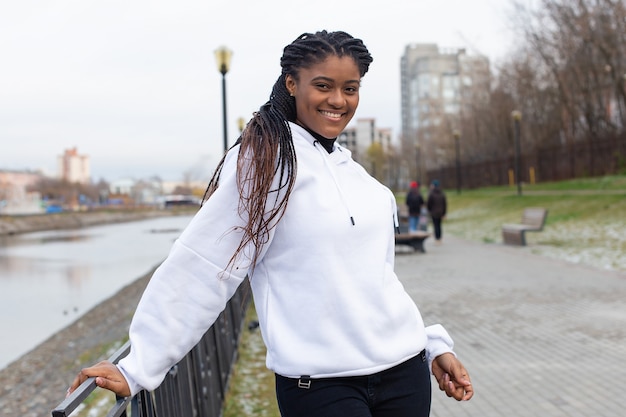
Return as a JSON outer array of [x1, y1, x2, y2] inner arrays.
[[117, 147, 272, 396], [424, 324, 456, 372]]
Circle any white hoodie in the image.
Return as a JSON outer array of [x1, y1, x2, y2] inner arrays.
[[118, 122, 454, 396]]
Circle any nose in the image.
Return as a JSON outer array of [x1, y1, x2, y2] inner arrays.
[[327, 88, 346, 108]]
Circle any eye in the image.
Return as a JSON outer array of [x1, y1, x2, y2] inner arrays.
[[345, 85, 359, 94], [315, 83, 331, 90]]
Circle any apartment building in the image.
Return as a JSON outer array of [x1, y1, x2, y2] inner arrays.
[[338, 118, 392, 177], [58, 147, 91, 184], [400, 43, 490, 169]]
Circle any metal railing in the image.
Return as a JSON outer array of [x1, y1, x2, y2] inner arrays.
[[52, 281, 251, 417]]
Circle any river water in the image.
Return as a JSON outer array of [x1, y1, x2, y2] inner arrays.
[[0, 214, 194, 370]]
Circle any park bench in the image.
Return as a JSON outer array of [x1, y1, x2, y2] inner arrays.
[[395, 207, 431, 253], [502, 207, 548, 246], [395, 231, 431, 253]]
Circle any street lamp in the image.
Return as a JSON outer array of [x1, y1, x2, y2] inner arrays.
[[511, 110, 522, 196], [237, 117, 246, 134], [214, 46, 233, 153], [453, 130, 461, 194]]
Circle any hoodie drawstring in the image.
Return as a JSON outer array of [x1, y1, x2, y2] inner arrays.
[[313, 141, 356, 226], [390, 193, 400, 233]]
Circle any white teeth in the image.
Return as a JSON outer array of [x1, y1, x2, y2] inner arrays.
[[320, 110, 342, 119]]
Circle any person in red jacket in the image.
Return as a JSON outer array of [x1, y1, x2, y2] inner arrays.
[[405, 181, 424, 232]]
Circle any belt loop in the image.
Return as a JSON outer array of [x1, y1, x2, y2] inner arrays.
[[298, 375, 311, 389]]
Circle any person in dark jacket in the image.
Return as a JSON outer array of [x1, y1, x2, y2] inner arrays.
[[405, 181, 424, 232], [427, 179, 447, 244]]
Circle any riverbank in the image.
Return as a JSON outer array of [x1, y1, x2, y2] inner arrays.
[[0, 208, 199, 416], [0, 209, 188, 236], [0, 266, 153, 416]]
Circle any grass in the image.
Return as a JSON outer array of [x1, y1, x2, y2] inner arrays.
[[439, 176, 626, 272], [223, 305, 280, 417], [526, 174, 626, 191], [224, 174, 626, 417]]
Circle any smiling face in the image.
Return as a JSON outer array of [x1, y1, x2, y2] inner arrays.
[[285, 55, 361, 139]]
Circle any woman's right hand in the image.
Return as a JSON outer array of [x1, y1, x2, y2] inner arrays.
[[431, 353, 473, 401], [67, 360, 131, 398]]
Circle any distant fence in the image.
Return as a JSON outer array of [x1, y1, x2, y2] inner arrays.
[[428, 135, 626, 190], [52, 280, 251, 417]]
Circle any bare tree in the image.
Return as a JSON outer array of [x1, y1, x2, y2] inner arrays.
[[28, 177, 103, 207], [509, 0, 626, 141]]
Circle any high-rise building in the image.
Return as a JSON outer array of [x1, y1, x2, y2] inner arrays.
[[338, 118, 392, 175], [337, 118, 391, 182], [58, 147, 90, 184], [400, 44, 490, 169]]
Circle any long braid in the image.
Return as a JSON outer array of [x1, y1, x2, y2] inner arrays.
[[202, 30, 372, 272]]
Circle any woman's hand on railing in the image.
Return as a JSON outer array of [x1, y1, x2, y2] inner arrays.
[[68, 360, 131, 398]]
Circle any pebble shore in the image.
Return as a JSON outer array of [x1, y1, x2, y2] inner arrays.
[[0, 268, 152, 416]]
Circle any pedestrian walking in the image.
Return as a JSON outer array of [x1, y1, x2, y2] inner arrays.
[[405, 181, 424, 233], [68, 30, 472, 416], [427, 179, 447, 244]]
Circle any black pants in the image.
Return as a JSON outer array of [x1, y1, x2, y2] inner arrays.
[[431, 217, 443, 240], [275, 351, 431, 417]]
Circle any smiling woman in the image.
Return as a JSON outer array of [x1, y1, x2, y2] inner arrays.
[[68, 30, 473, 417], [286, 55, 361, 139]]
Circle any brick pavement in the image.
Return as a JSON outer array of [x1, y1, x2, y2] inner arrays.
[[395, 236, 625, 417]]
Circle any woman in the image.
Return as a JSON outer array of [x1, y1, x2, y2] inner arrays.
[[69, 30, 472, 416]]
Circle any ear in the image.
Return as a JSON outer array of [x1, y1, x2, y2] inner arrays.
[[285, 74, 296, 96]]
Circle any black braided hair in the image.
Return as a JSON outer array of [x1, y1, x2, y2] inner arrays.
[[202, 30, 373, 271]]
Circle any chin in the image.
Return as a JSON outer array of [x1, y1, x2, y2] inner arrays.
[[321, 124, 348, 138], [323, 131, 342, 139]]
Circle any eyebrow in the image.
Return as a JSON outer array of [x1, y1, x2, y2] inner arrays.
[[312, 76, 361, 84]]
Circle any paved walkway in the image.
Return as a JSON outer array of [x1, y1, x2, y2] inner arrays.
[[395, 236, 625, 417]]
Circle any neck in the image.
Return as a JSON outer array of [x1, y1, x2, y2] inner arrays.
[[299, 124, 337, 153]]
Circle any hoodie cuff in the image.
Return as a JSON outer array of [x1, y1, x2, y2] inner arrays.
[[117, 363, 142, 398], [424, 324, 456, 372]]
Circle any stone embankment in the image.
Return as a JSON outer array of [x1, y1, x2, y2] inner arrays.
[[0, 209, 171, 236]]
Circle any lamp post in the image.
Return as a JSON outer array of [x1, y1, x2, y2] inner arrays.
[[414, 144, 420, 184], [604, 65, 612, 120], [622, 74, 626, 156], [453, 130, 461, 194], [214, 46, 233, 153], [511, 110, 522, 196]]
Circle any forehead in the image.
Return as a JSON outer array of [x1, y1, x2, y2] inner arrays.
[[297, 55, 360, 80]]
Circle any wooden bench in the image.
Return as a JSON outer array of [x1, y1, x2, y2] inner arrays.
[[395, 231, 431, 253], [502, 207, 548, 246]]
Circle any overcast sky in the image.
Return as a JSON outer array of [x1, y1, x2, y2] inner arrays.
[[0, 0, 516, 182]]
